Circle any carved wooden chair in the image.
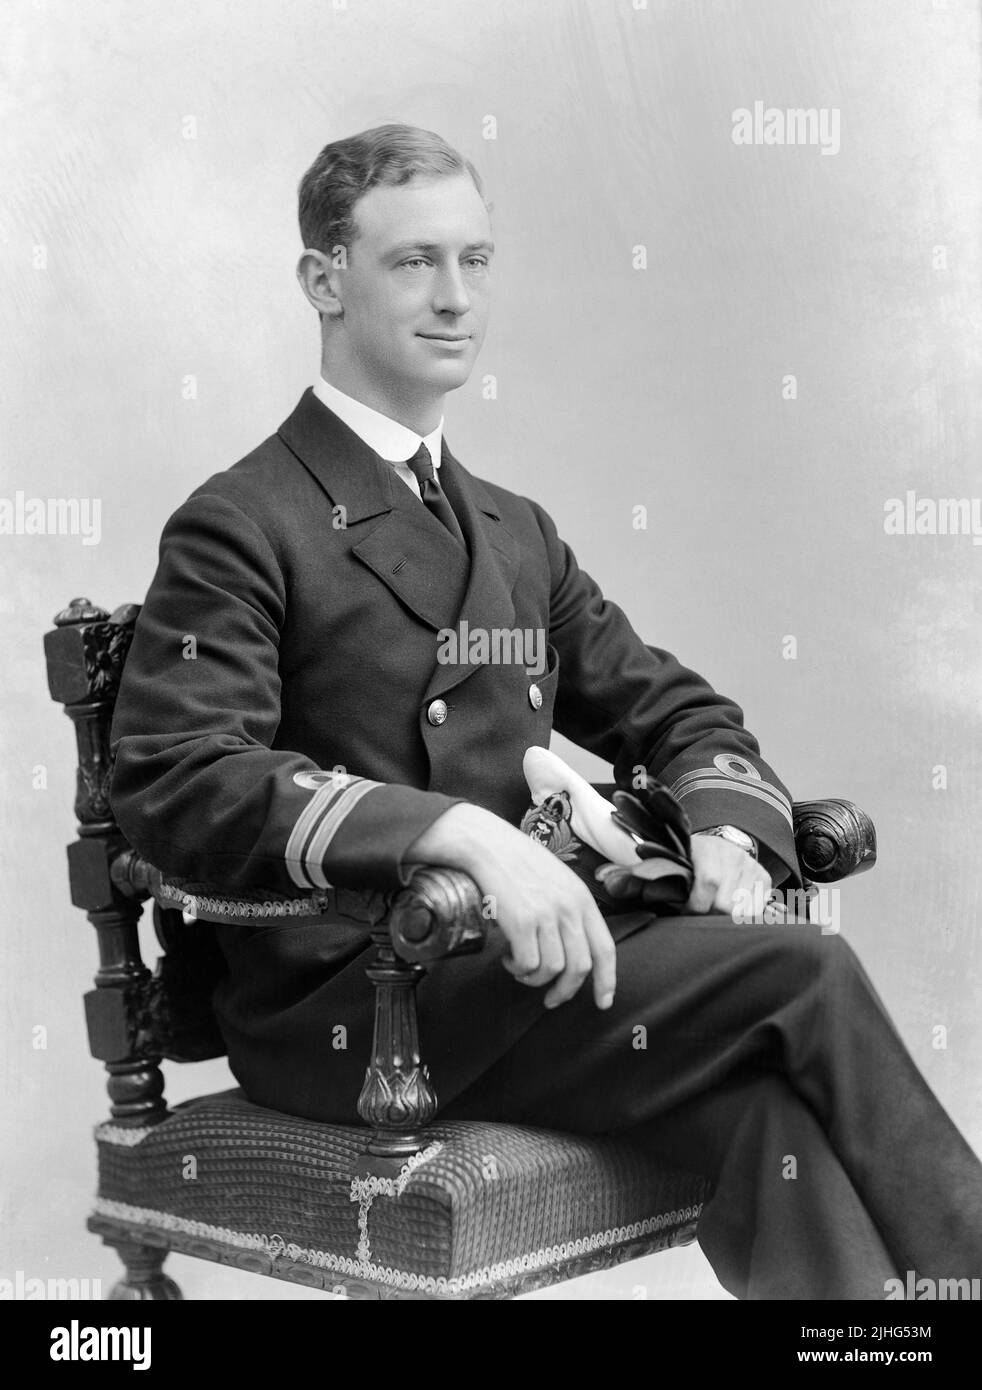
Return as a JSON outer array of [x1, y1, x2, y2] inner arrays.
[[44, 596, 877, 1301]]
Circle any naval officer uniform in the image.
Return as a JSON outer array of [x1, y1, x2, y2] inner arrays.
[[109, 381, 982, 1299]]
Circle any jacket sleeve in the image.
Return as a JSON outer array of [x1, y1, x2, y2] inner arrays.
[[531, 500, 802, 888], [109, 491, 465, 895]]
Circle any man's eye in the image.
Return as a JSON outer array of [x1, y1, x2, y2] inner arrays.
[[464, 257, 489, 270], [400, 257, 430, 269]]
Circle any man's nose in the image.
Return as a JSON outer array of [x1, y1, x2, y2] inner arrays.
[[432, 263, 471, 315]]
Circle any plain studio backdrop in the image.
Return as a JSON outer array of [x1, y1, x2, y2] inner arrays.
[[2, 0, 980, 1300]]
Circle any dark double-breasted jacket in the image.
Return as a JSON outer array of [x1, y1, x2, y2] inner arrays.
[[109, 388, 802, 1109]]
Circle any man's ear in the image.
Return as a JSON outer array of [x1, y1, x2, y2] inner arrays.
[[296, 248, 345, 320]]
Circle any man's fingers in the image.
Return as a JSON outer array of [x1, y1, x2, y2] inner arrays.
[[688, 839, 774, 919], [712, 861, 772, 918], [542, 916, 592, 1009], [581, 904, 617, 1008], [711, 862, 747, 915], [501, 926, 541, 979], [505, 919, 564, 987], [498, 884, 616, 1013], [687, 868, 722, 915], [727, 863, 773, 921]]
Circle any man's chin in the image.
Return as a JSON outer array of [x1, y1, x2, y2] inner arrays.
[[414, 360, 475, 393]]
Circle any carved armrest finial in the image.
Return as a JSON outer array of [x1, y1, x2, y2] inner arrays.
[[793, 799, 877, 883]]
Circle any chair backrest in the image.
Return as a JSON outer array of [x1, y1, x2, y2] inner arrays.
[[44, 597, 227, 1087], [45, 596, 489, 1155]]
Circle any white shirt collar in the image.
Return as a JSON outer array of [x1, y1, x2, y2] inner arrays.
[[312, 376, 443, 481]]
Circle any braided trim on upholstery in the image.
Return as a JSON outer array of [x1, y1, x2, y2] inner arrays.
[[349, 1143, 445, 1263], [94, 1123, 159, 1148], [91, 1196, 704, 1295], [156, 878, 335, 921]]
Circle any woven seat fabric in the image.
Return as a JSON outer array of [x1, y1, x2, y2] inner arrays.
[[92, 1091, 707, 1296]]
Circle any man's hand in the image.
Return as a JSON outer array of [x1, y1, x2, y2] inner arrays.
[[686, 832, 772, 916], [407, 803, 617, 1010]]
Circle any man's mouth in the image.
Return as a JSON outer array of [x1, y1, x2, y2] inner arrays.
[[417, 332, 472, 341]]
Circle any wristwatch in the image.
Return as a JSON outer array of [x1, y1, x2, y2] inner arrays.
[[702, 824, 758, 859]]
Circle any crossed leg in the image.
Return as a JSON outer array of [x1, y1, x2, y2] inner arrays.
[[429, 913, 982, 1299]]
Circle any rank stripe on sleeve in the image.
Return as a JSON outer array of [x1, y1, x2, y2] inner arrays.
[[285, 775, 382, 889], [669, 769, 794, 828]]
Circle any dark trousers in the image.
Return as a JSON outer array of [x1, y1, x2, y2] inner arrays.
[[218, 911, 982, 1300]]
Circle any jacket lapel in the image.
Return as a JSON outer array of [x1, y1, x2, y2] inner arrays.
[[277, 390, 521, 691], [278, 389, 467, 631], [351, 487, 472, 634]]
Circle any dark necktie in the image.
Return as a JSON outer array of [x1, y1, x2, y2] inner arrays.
[[404, 443, 467, 550]]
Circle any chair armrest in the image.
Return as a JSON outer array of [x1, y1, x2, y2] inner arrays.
[[388, 866, 487, 962], [792, 799, 877, 883], [111, 850, 487, 964], [588, 781, 877, 888], [111, 850, 488, 1159]]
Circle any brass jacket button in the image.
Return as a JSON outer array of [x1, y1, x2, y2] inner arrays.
[[427, 698, 449, 726], [528, 684, 543, 710]]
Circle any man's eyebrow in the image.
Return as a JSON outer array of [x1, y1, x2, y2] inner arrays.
[[385, 240, 495, 256]]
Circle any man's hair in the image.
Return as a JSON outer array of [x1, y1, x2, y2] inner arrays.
[[298, 123, 486, 256]]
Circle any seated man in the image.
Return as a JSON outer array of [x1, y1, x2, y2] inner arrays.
[[109, 123, 982, 1300]]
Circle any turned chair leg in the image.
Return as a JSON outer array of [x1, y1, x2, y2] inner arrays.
[[107, 1241, 183, 1300]]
